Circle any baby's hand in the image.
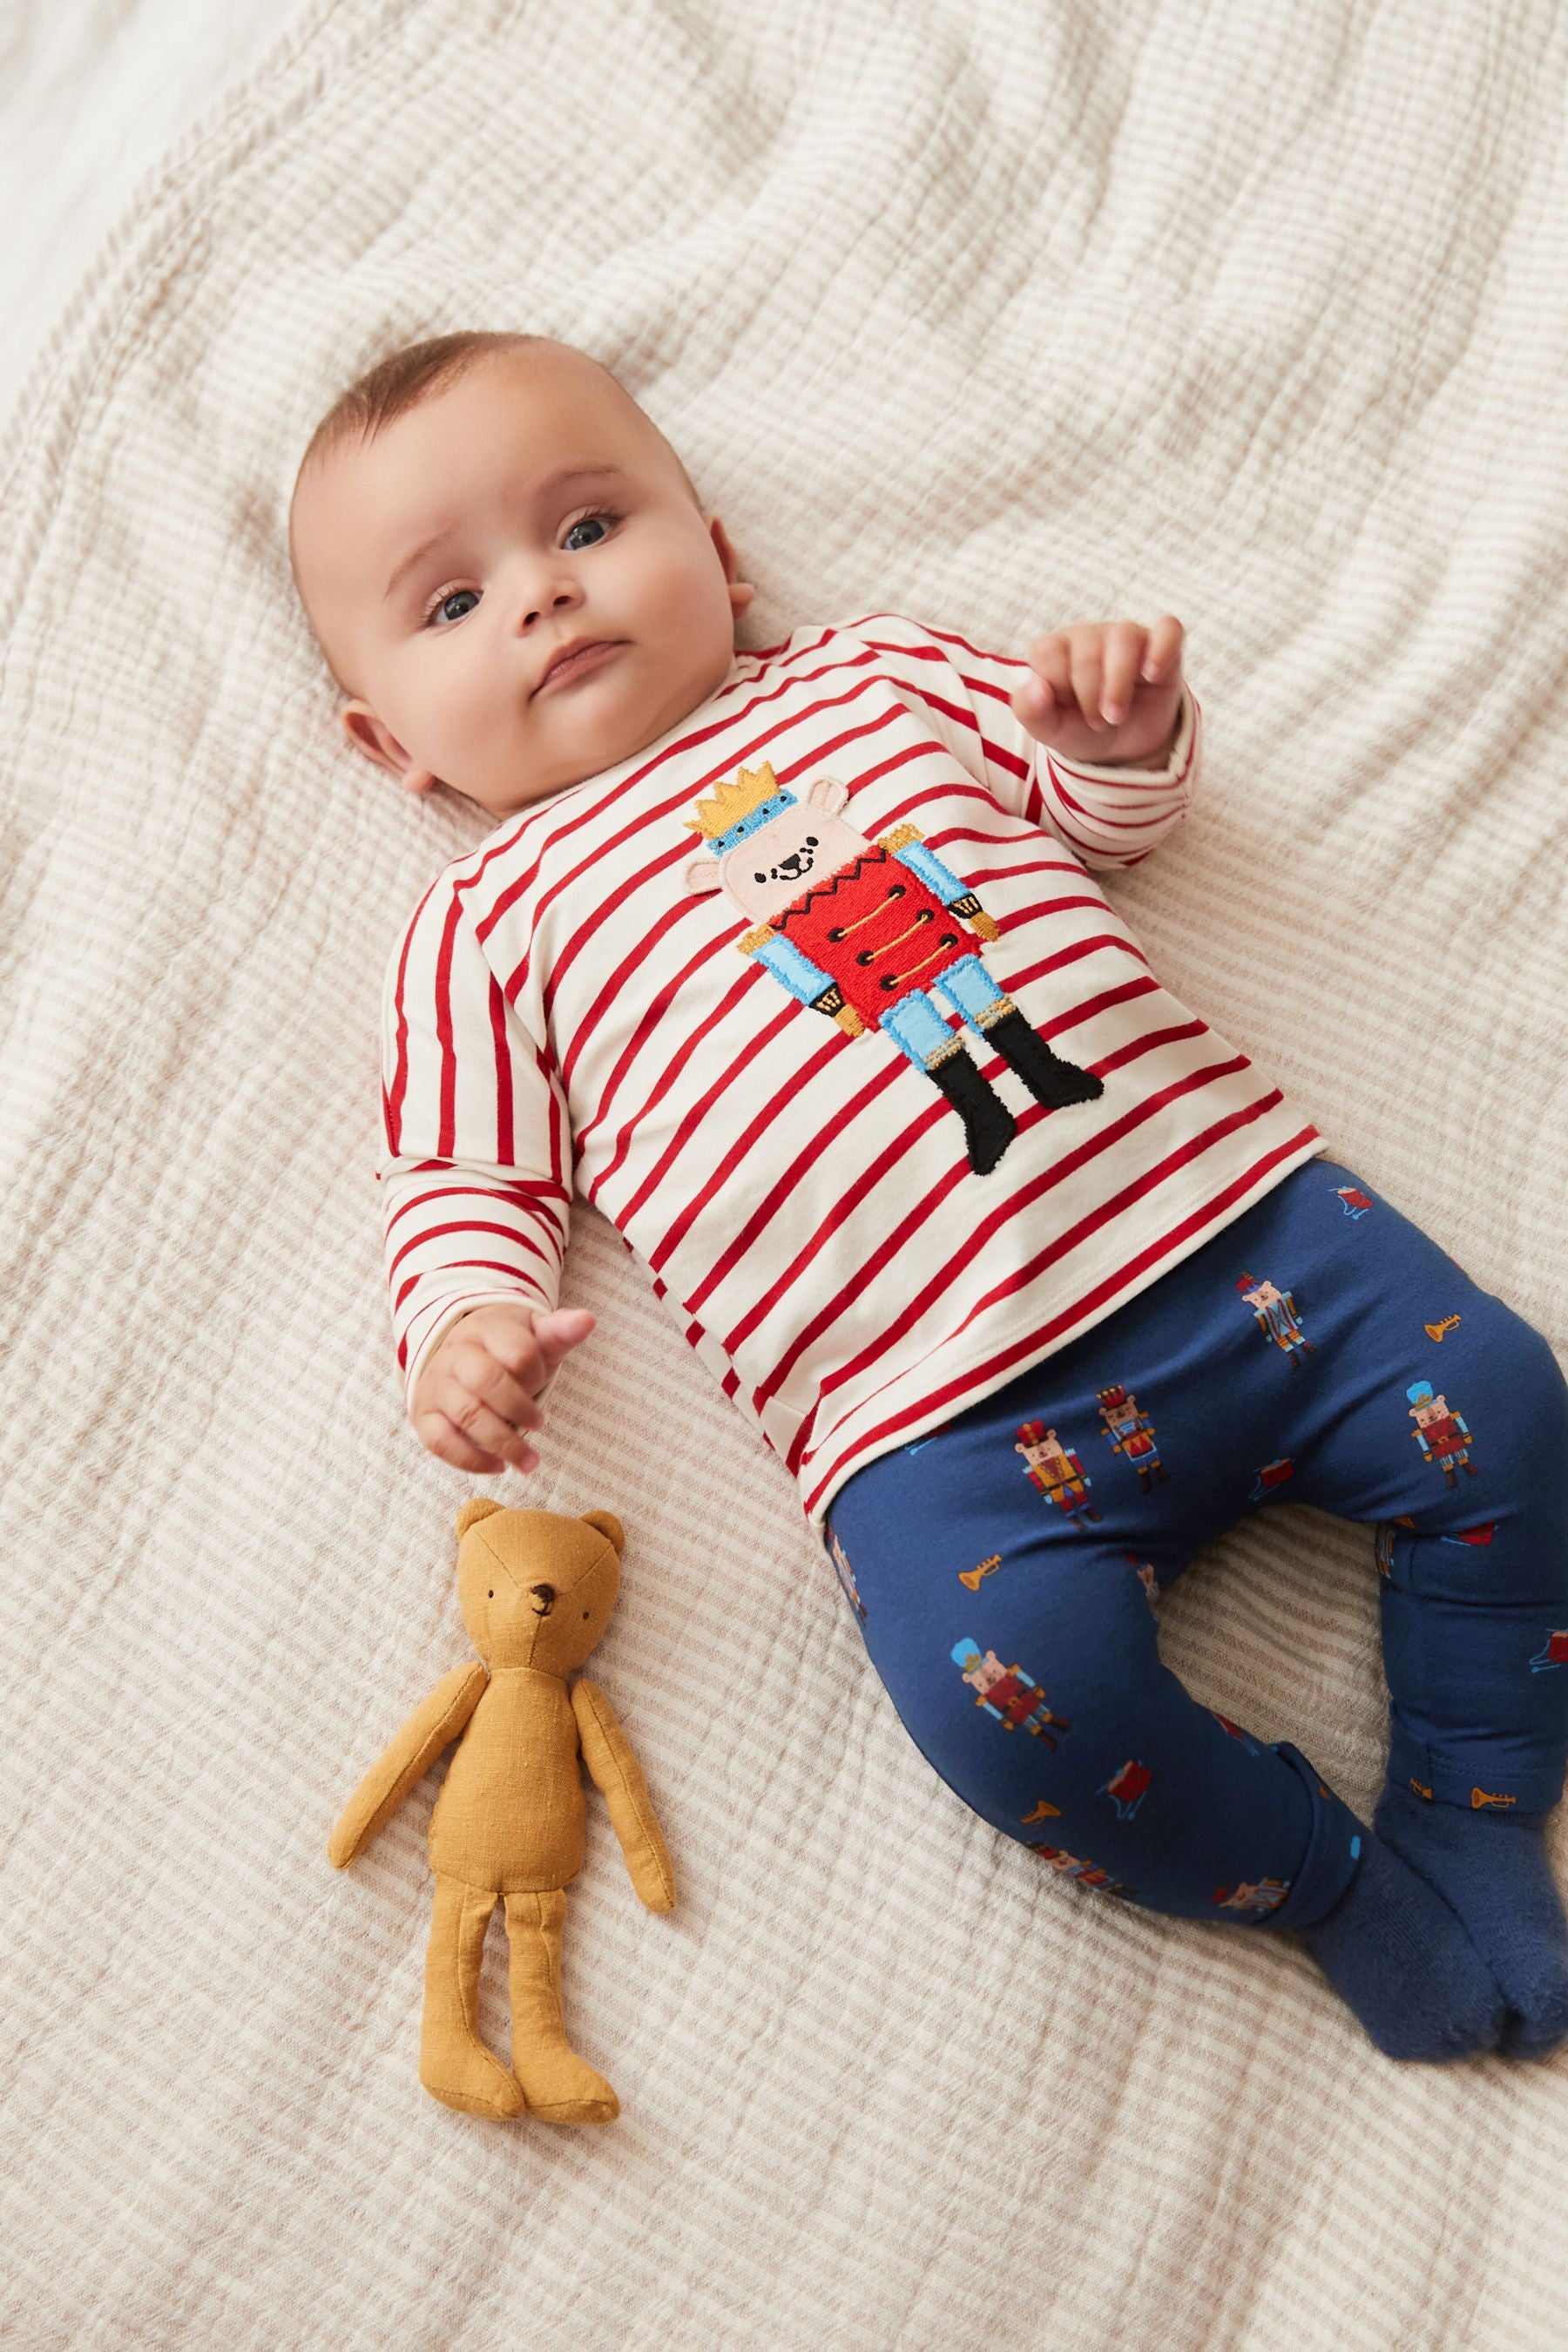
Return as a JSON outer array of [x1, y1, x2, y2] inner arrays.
[[1010, 617, 1186, 769], [409, 1303, 596, 1475]]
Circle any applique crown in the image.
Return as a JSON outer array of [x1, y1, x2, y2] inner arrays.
[[683, 761, 786, 841]]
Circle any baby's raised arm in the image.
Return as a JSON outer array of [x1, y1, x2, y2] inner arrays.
[[409, 1302, 595, 1474]]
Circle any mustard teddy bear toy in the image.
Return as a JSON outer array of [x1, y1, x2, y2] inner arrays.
[[328, 1500, 675, 2126]]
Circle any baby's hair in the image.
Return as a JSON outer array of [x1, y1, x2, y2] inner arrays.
[[294, 329, 700, 504], [297, 330, 548, 479]]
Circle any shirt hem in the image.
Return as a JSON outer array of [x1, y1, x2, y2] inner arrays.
[[799, 1125, 1328, 1531]]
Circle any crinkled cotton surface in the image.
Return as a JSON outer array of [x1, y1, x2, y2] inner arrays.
[[3, 2, 1568, 2345]]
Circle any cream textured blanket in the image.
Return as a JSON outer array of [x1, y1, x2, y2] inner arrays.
[[3, 2, 1568, 2343]]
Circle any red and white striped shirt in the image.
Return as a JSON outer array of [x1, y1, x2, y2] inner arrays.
[[379, 612, 1321, 1528]]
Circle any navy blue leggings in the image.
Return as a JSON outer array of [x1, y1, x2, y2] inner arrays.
[[823, 1158, 1568, 1933]]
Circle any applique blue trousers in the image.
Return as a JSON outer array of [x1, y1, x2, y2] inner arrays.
[[823, 1157, 1568, 1932]]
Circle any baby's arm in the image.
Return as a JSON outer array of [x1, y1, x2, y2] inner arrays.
[[849, 611, 1200, 871], [380, 880, 591, 1477]]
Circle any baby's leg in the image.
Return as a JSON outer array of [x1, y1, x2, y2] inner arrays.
[[1287, 1181, 1568, 2057], [826, 1338, 1506, 2062]]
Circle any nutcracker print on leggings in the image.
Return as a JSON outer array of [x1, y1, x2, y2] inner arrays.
[[681, 763, 1104, 1175]]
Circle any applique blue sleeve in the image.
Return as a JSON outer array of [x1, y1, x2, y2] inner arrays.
[[757, 934, 835, 1004], [893, 838, 969, 902]]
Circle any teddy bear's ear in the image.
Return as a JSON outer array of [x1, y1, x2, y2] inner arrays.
[[456, 1497, 504, 1538], [581, 1509, 625, 1555]]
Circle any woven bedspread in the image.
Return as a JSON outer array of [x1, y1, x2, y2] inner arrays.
[[3, 2, 1567, 2342]]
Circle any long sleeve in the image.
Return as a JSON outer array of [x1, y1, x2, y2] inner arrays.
[[842, 611, 1201, 869], [378, 872, 571, 1411]]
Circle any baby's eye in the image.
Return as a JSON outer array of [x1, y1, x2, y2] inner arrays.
[[563, 510, 616, 552], [426, 587, 480, 626]]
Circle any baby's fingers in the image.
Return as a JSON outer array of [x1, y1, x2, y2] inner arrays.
[[443, 1379, 542, 1472], [1098, 623, 1146, 725], [413, 1408, 530, 1477], [1140, 613, 1185, 684], [1017, 632, 1074, 723], [1068, 634, 1107, 731]]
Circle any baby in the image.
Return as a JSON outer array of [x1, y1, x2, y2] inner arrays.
[[290, 329, 1568, 2065]]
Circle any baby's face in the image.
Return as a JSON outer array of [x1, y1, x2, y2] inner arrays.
[[290, 347, 753, 821]]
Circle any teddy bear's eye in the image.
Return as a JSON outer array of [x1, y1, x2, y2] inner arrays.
[[583, 1609, 591, 1619], [487, 1589, 494, 1598]]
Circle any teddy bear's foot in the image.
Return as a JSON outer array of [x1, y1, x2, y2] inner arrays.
[[516, 2049, 620, 2126], [420, 2045, 526, 2122], [504, 1887, 621, 2124]]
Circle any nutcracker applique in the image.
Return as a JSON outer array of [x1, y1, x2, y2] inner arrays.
[[682, 763, 1103, 1175], [950, 1639, 1071, 1746], [1406, 1381, 1477, 1485], [1097, 1384, 1166, 1490], [1015, 1421, 1102, 1525], [1237, 1272, 1315, 1367]]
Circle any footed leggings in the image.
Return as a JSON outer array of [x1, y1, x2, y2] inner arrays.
[[822, 1158, 1568, 1932]]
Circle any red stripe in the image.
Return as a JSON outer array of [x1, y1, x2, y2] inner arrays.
[[801, 1122, 1314, 1517], [389, 1217, 556, 1283], [488, 973, 513, 1166], [920, 842, 1085, 881], [386, 1179, 567, 1238], [433, 893, 463, 1160], [1045, 770, 1184, 833], [395, 1259, 551, 1312], [384, 872, 443, 1157]]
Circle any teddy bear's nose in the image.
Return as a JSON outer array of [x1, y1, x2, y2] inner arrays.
[[529, 1584, 557, 1616]]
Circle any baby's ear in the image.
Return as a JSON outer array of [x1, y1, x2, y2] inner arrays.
[[456, 1496, 504, 1538], [581, 1510, 625, 1554], [341, 701, 439, 796], [685, 856, 723, 895]]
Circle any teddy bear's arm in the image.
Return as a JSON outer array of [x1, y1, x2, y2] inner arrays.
[[328, 1661, 489, 1868], [570, 1678, 676, 1913]]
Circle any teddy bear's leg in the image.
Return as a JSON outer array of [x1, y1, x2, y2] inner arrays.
[[503, 1889, 619, 2124], [420, 1874, 525, 2120]]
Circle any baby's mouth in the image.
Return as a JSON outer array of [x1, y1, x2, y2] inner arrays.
[[533, 640, 624, 695]]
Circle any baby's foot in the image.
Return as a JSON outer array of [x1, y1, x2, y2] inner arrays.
[[1297, 1827, 1507, 2061], [1375, 1780, 1568, 2059]]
